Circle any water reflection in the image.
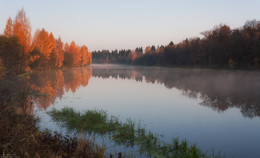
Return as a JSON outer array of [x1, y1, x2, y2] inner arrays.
[[92, 65, 260, 118], [25, 64, 260, 118], [28, 67, 92, 110]]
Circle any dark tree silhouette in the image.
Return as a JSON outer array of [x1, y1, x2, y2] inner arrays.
[[92, 20, 260, 69]]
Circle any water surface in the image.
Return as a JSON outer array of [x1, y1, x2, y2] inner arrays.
[[29, 64, 260, 158]]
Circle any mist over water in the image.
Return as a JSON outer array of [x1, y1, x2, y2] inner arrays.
[[27, 64, 260, 158]]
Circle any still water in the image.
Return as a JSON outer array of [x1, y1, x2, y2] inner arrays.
[[30, 64, 260, 158]]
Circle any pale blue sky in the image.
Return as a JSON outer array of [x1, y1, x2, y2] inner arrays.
[[1, 0, 260, 51]]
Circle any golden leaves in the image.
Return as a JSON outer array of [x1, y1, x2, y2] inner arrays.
[[32, 29, 56, 60], [13, 8, 32, 53], [4, 17, 13, 37]]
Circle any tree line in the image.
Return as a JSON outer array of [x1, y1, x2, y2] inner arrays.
[[92, 20, 260, 69], [0, 8, 92, 78]]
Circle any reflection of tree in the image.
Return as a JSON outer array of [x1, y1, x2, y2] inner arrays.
[[64, 67, 92, 93], [91, 65, 260, 118], [28, 67, 92, 110], [21, 64, 260, 117], [182, 89, 199, 99], [200, 95, 230, 112], [29, 70, 64, 109]]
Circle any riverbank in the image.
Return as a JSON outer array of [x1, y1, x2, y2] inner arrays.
[[0, 88, 105, 158]]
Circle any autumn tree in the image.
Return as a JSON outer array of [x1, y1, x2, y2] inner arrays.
[[63, 41, 90, 67], [127, 50, 137, 63], [49, 33, 56, 49], [54, 37, 64, 68], [4, 17, 13, 37], [30, 29, 56, 70], [68, 41, 79, 66], [32, 29, 56, 60], [71, 42, 81, 66], [64, 42, 70, 53], [13, 8, 32, 53], [81, 45, 88, 66], [64, 42, 80, 66], [145, 46, 151, 53], [1, 8, 92, 72], [156, 45, 164, 53], [64, 42, 73, 66], [83, 45, 91, 66], [88, 50, 92, 65]]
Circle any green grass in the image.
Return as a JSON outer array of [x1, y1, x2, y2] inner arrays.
[[48, 107, 226, 158], [48, 108, 120, 134], [112, 119, 136, 146]]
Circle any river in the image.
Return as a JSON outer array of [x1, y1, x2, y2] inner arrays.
[[27, 64, 260, 158]]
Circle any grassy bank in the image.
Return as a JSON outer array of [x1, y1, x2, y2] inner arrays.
[[49, 107, 225, 158], [0, 89, 105, 158]]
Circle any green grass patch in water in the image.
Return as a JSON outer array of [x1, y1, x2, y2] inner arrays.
[[48, 107, 226, 158], [48, 108, 120, 134]]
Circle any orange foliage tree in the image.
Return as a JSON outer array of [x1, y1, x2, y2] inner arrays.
[[64, 41, 92, 66], [13, 8, 32, 53], [32, 29, 56, 60], [63, 42, 73, 66], [1, 8, 92, 73], [70, 41, 81, 66], [54, 37, 64, 68], [127, 50, 137, 63], [64, 41, 91, 67], [81, 45, 91, 66], [4, 17, 13, 37]]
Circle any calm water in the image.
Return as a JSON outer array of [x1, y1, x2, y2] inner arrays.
[[29, 64, 260, 158]]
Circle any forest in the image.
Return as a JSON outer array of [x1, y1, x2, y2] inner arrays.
[[1, 8, 259, 80], [0, 9, 92, 79], [92, 20, 260, 69]]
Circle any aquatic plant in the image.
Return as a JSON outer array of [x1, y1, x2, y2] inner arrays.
[[48, 108, 120, 134], [49, 107, 225, 158]]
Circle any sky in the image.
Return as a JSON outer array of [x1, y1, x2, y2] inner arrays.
[[0, 0, 260, 51]]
